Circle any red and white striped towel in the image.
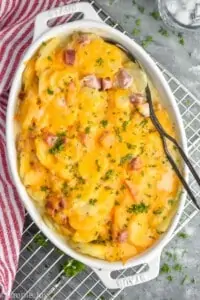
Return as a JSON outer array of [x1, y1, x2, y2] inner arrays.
[[0, 0, 78, 298]]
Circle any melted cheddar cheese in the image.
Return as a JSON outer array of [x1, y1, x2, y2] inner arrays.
[[16, 33, 181, 262]]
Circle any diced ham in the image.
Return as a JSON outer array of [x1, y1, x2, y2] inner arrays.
[[18, 91, 26, 100], [46, 195, 67, 220], [115, 68, 133, 89], [64, 49, 76, 65], [43, 133, 58, 147], [102, 77, 112, 90], [118, 230, 128, 243], [82, 74, 101, 90], [79, 132, 88, 146], [137, 103, 150, 117], [99, 131, 115, 148], [129, 157, 142, 171], [78, 34, 91, 46], [129, 93, 146, 104]]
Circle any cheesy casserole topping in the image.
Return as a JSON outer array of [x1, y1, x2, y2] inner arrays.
[[16, 33, 180, 262]]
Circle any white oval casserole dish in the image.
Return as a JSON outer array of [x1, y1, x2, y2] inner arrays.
[[6, 2, 188, 289]]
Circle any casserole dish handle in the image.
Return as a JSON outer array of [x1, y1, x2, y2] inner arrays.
[[93, 252, 161, 289], [33, 2, 103, 41]]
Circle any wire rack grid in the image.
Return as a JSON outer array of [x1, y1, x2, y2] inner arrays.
[[10, 1, 200, 299]]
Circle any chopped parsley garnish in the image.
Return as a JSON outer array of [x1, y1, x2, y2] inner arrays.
[[100, 120, 108, 128], [158, 26, 169, 37], [89, 198, 97, 205], [122, 120, 130, 131], [95, 159, 101, 172], [135, 18, 141, 26], [34, 233, 48, 247], [40, 185, 49, 192], [138, 5, 144, 13], [178, 232, 188, 239], [127, 202, 149, 214], [141, 36, 153, 48], [160, 263, 170, 274], [132, 28, 141, 36], [173, 264, 182, 272], [120, 153, 132, 165], [167, 275, 173, 282], [49, 133, 66, 154], [87, 292, 95, 297], [139, 119, 148, 128], [85, 126, 90, 134], [47, 88, 54, 95], [126, 143, 136, 150], [168, 199, 175, 206], [179, 37, 185, 46], [153, 208, 163, 215], [102, 169, 114, 180], [62, 182, 70, 196], [96, 57, 104, 66], [150, 10, 161, 20], [47, 56, 52, 61], [42, 41, 47, 46], [62, 259, 85, 277], [114, 127, 122, 142]]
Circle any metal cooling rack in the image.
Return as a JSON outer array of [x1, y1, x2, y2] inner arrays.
[[12, 1, 200, 299]]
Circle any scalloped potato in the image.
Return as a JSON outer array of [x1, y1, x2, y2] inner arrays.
[[15, 33, 181, 262]]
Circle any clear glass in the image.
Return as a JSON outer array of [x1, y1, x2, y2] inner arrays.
[[158, 0, 200, 30]]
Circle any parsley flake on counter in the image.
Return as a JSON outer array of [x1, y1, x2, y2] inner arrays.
[[178, 232, 188, 239], [120, 153, 132, 165], [160, 263, 170, 274], [173, 264, 182, 272], [34, 233, 48, 247], [138, 5, 145, 13], [127, 202, 149, 214], [89, 198, 97, 205], [100, 120, 108, 128], [62, 259, 85, 277], [150, 10, 161, 20], [141, 36, 153, 48], [158, 26, 169, 37], [135, 18, 141, 26], [132, 28, 141, 36], [179, 37, 185, 46], [47, 88, 54, 95], [167, 275, 173, 281]]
